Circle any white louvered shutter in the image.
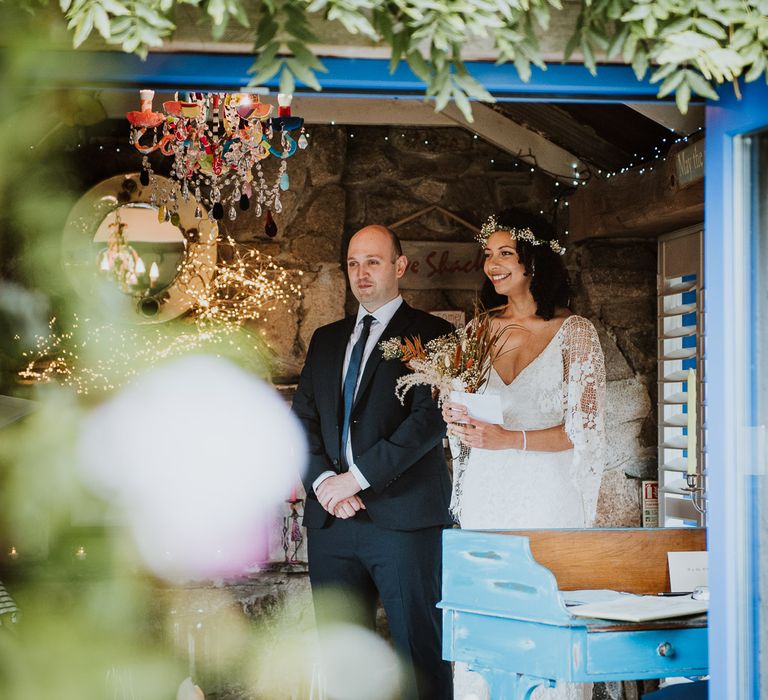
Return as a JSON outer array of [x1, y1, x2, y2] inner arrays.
[[658, 226, 705, 526]]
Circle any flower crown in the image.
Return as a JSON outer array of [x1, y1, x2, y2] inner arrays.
[[475, 215, 566, 256]]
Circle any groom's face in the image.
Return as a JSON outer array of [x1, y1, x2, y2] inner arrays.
[[347, 226, 407, 312]]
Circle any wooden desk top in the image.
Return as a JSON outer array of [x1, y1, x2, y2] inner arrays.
[[494, 528, 706, 595]]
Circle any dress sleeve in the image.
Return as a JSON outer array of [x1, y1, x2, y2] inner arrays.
[[561, 316, 607, 525]]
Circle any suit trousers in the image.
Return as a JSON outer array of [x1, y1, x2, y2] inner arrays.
[[307, 512, 453, 700]]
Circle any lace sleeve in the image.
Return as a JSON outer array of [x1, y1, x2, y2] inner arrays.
[[561, 316, 607, 525]]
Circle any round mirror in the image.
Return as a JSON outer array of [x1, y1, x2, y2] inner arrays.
[[63, 174, 217, 323]]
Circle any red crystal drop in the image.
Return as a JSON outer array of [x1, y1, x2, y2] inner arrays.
[[265, 209, 278, 237]]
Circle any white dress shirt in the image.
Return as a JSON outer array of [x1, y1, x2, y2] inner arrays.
[[313, 295, 404, 495]]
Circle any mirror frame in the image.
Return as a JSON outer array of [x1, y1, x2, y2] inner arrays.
[[62, 173, 217, 323]]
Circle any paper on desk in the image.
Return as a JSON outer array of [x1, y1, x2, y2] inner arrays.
[[560, 589, 628, 607], [449, 391, 503, 424], [568, 594, 708, 622]]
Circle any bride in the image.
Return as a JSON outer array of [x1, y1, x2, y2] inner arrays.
[[443, 214, 607, 700]]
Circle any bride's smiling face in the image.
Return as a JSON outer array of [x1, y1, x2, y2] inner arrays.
[[483, 231, 529, 295]]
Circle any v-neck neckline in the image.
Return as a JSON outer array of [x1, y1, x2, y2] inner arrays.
[[490, 315, 572, 388]]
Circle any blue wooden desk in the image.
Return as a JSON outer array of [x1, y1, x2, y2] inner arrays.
[[440, 529, 708, 700]]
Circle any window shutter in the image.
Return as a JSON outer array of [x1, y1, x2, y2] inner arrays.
[[658, 226, 705, 526]]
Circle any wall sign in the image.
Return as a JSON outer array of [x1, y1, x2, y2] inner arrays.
[[400, 240, 485, 290], [674, 138, 705, 188]]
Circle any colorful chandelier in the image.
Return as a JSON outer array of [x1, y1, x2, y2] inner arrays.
[[126, 90, 307, 233]]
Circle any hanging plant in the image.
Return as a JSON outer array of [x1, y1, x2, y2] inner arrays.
[[53, 0, 768, 119]]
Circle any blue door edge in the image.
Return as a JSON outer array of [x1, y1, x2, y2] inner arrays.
[[705, 79, 768, 700]]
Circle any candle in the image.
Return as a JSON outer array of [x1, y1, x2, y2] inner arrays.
[[149, 261, 160, 287], [686, 368, 697, 476], [289, 484, 298, 502], [139, 89, 155, 112]]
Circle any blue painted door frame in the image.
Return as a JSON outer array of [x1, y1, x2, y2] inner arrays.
[[46, 50, 668, 102], [54, 50, 763, 696], [705, 79, 768, 700]]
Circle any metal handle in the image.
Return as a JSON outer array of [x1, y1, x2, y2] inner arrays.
[[657, 642, 674, 657]]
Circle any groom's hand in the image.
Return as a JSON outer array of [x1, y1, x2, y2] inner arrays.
[[316, 472, 362, 513], [333, 495, 366, 519]]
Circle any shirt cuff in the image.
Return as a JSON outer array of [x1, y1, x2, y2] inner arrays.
[[312, 471, 335, 494], [349, 463, 370, 490]]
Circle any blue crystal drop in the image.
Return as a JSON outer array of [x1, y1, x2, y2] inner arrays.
[[279, 172, 290, 191]]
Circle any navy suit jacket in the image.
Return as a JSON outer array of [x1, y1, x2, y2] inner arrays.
[[292, 301, 454, 531]]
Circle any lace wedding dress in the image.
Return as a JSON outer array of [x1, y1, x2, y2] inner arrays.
[[451, 315, 607, 700]]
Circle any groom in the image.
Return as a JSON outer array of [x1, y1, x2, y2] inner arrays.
[[292, 224, 454, 699]]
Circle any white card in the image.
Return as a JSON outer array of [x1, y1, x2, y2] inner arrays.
[[449, 391, 504, 425], [667, 551, 709, 592]]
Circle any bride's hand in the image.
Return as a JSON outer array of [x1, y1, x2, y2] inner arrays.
[[449, 418, 513, 450], [442, 399, 468, 425]]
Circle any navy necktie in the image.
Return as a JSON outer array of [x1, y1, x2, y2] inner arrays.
[[340, 314, 374, 471]]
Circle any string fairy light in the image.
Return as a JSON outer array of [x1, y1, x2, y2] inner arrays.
[[178, 233, 303, 326], [20, 237, 303, 395]]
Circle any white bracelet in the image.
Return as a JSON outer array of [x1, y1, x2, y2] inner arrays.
[[521, 429, 527, 452]]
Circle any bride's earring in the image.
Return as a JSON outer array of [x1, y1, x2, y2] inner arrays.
[[531, 260, 536, 276]]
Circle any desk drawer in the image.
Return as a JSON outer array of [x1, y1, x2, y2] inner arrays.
[[586, 627, 708, 677]]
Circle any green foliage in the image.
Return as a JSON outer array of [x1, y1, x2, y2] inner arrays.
[[571, 0, 768, 112], [49, 0, 768, 118], [250, 0, 328, 94]]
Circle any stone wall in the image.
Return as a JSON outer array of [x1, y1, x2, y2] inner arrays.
[[570, 239, 658, 527]]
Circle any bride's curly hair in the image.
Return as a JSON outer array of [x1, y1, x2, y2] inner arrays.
[[479, 210, 571, 321]]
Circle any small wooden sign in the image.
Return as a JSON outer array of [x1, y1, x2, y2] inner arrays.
[[400, 240, 485, 290], [674, 139, 705, 188]]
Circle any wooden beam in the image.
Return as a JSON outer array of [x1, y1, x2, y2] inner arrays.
[[625, 103, 704, 137], [492, 103, 631, 171], [442, 102, 587, 180], [567, 141, 704, 241], [292, 96, 454, 126], [100, 91, 455, 126]]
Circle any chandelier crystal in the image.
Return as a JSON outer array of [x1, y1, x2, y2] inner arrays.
[[126, 90, 307, 233]]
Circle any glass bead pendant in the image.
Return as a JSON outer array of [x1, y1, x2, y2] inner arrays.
[[265, 210, 278, 237], [239, 193, 250, 211], [279, 172, 290, 191], [255, 202, 263, 218], [140, 169, 150, 186], [274, 197, 283, 213], [228, 206, 237, 221], [212, 202, 224, 220], [298, 133, 308, 149], [194, 205, 202, 219]]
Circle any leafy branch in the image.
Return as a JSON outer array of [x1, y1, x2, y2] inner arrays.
[[44, 0, 768, 118], [568, 0, 768, 112], [58, 0, 249, 58]]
